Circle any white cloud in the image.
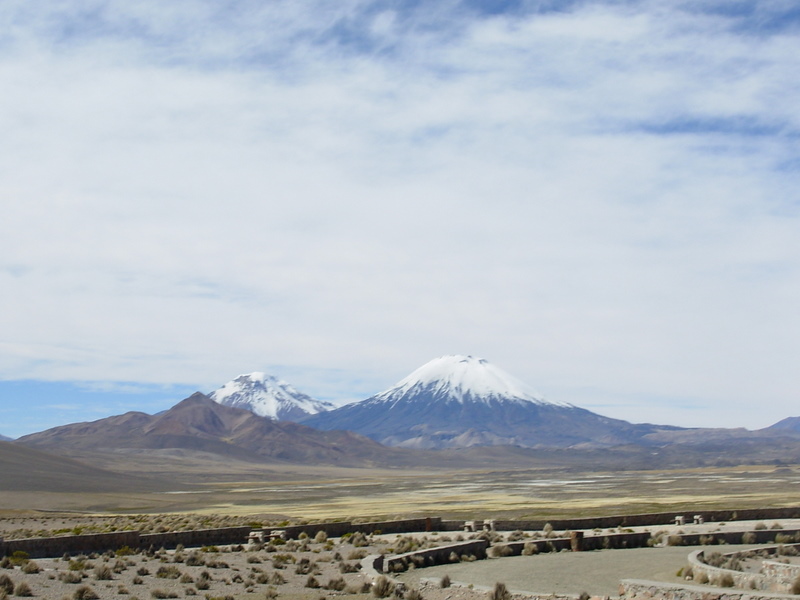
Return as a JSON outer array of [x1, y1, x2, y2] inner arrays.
[[0, 0, 798, 430]]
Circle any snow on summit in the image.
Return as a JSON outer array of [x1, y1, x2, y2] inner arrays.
[[374, 354, 568, 407], [210, 372, 334, 421]]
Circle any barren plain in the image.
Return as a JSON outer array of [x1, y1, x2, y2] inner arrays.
[[2, 461, 800, 600], [3, 463, 799, 521]]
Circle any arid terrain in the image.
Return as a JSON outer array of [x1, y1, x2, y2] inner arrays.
[[3, 463, 799, 520], [1, 514, 797, 600], [3, 451, 800, 600]]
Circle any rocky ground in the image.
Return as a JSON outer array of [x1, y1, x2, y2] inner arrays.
[[0, 532, 501, 600], [2, 517, 798, 600]]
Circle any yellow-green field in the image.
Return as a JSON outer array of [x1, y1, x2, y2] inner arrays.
[[2, 463, 799, 523]]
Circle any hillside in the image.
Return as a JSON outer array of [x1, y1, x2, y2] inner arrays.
[[0, 441, 173, 492], [18, 392, 411, 468], [302, 355, 678, 449]]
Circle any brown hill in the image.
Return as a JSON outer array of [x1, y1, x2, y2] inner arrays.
[[0, 441, 173, 492], [18, 393, 412, 468]]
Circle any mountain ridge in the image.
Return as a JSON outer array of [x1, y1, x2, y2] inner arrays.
[[17, 392, 409, 467], [210, 372, 335, 421]]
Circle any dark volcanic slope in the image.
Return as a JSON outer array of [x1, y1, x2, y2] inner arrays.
[[766, 417, 800, 433], [303, 355, 678, 449], [18, 393, 408, 467], [0, 441, 173, 492]]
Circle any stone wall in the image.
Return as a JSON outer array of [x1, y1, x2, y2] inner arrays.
[[496, 531, 652, 556], [268, 518, 442, 540], [140, 526, 253, 550], [688, 544, 800, 594], [384, 540, 489, 572], [486, 507, 800, 533], [2, 531, 141, 559], [620, 578, 796, 600], [762, 560, 800, 592], [0, 527, 254, 559]]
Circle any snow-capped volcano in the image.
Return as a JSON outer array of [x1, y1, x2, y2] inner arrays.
[[210, 372, 335, 422], [302, 355, 659, 449], [373, 354, 568, 407]]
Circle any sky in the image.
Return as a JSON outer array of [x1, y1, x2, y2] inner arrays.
[[1, 0, 799, 439]]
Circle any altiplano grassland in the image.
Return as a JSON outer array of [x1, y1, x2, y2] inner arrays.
[[1, 464, 798, 526], [153, 465, 800, 520]]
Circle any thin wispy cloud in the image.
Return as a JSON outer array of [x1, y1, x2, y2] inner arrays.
[[0, 0, 798, 436]]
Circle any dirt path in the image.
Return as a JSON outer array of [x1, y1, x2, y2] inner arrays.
[[397, 545, 709, 597]]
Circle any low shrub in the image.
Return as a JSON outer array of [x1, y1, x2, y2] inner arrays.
[[69, 560, 88, 572], [742, 532, 757, 544], [269, 572, 285, 585], [60, 571, 83, 584], [73, 585, 99, 600], [521, 542, 539, 556], [326, 577, 346, 591], [13, 582, 32, 597], [304, 575, 319, 589], [490, 582, 511, 600], [0, 576, 13, 595], [155, 565, 182, 579], [666, 535, 683, 546], [93, 564, 113, 580], [405, 588, 424, 600], [184, 552, 204, 567], [339, 562, 359, 573], [717, 573, 735, 588], [440, 575, 451, 589], [489, 545, 513, 558], [294, 558, 317, 575], [372, 576, 394, 598]]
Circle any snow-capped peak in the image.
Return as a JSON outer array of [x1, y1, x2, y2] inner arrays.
[[373, 355, 568, 407], [210, 372, 335, 421]]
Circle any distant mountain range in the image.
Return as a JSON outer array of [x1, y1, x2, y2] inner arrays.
[[10, 355, 800, 477], [205, 356, 798, 452], [18, 393, 405, 467], [0, 433, 12, 442]]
